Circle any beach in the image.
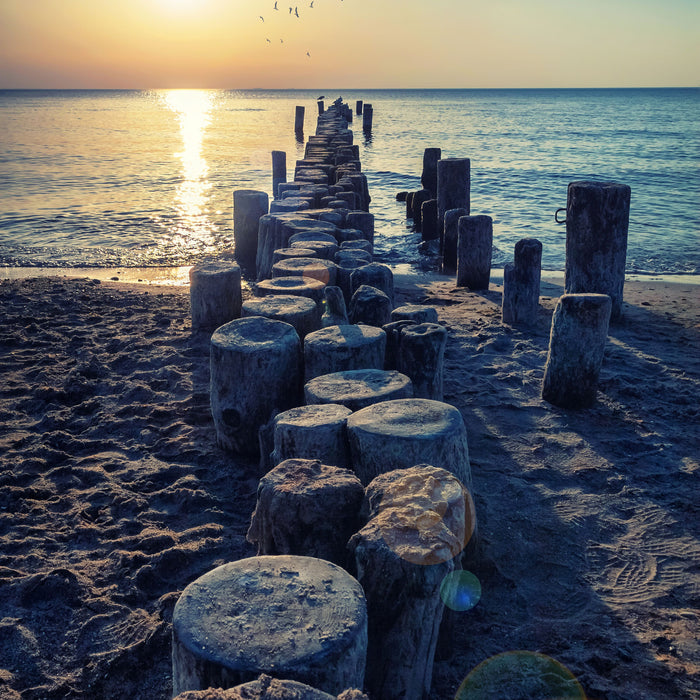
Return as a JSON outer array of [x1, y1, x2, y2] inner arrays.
[[0, 272, 698, 699]]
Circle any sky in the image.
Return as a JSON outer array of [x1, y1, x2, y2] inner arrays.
[[0, 0, 698, 89]]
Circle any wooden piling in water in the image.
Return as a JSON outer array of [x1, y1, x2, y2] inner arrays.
[[271, 150, 286, 199], [456, 215, 492, 291]]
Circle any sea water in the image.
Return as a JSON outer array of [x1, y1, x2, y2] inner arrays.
[[1, 88, 698, 275]]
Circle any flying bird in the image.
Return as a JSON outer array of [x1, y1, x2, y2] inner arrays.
[[306, 51, 311, 57], [289, 6, 293, 13], [259, 15, 264, 21], [266, 38, 271, 43], [274, 1, 278, 9], [294, 7, 299, 17], [310, 1, 314, 6]]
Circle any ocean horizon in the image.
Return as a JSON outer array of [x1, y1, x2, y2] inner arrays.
[[1, 87, 698, 276]]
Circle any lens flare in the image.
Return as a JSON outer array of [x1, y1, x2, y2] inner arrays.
[[440, 570, 481, 612]]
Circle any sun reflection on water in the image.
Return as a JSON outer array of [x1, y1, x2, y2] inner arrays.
[[162, 89, 217, 253]]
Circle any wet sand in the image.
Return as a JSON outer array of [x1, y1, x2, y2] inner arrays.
[[0, 273, 698, 699]]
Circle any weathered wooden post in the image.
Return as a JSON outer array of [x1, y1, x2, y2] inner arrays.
[[410, 190, 431, 232], [421, 198, 439, 241], [247, 458, 364, 568], [271, 404, 353, 468], [271, 150, 286, 200], [442, 207, 468, 274], [189, 261, 242, 331], [349, 285, 392, 327], [317, 100, 325, 115], [456, 215, 492, 290], [345, 212, 374, 247], [502, 238, 543, 326], [294, 105, 305, 133], [322, 285, 350, 326], [362, 104, 373, 132], [356, 100, 363, 115], [382, 320, 416, 371], [172, 556, 367, 695], [398, 323, 447, 401], [421, 148, 441, 198], [210, 317, 302, 455], [391, 304, 438, 324], [242, 294, 321, 339], [564, 180, 631, 320], [351, 263, 394, 306], [437, 158, 470, 235], [541, 293, 612, 409], [233, 189, 269, 272]]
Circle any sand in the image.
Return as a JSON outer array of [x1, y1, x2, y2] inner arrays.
[[0, 273, 698, 699]]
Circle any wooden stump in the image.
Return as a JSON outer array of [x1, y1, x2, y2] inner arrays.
[[247, 458, 364, 567], [233, 190, 269, 273], [304, 324, 386, 382], [421, 147, 442, 198], [288, 230, 338, 247], [294, 105, 305, 132], [172, 556, 367, 696], [541, 293, 612, 409], [189, 261, 242, 332], [255, 276, 326, 305], [340, 239, 372, 255], [335, 250, 372, 266], [210, 317, 302, 455], [502, 238, 543, 326], [382, 320, 417, 371], [456, 215, 492, 290], [346, 399, 472, 489], [322, 286, 349, 327], [304, 369, 413, 411], [270, 198, 311, 214], [410, 190, 431, 232], [271, 403, 353, 468], [437, 158, 470, 235], [397, 323, 448, 401], [350, 263, 394, 306], [272, 247, 318, 265], [421, 198, 439, 242], [565, 180, 631, 320], [291, 239, 339, 261], [442, 207, 468, 274], [336, 260, 366, 307], [391, 304, 438, 324], [272, 150, 287, 199], [271, 257, 338, 287], [345, 212, 374, 247], [349, 285, 392, 327], [242, 294, 321, 339]]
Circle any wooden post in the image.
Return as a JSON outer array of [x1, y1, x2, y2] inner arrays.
[[189, 261, 242, 331], [295, 105, 305, 133], [172, 556, 367, 695], [362, 104, 373, 132], [502, 238, 542, 326], [271, 150, 286, 200], [456, 215, 492, 291], [210, 317, 302, 455], [349, 285, 393, 327], [398, 323, 447, 401], [565, 180, 631, 320], [382, 319, 417, 371], [346, 398, 473, 490], [356, 100, 363, 115], [345, 212, 374, 247], [350, 263, 394, 306], [247, 459, 364, 568], [271, 404, 353, 468], [442, 207, 468, 274], [271, 257, 338, 287], [318, 100, 325, 115], [304, 369, 413, 412], [410, 190, 431, 233], [421, 148, 441, 198], [421, 198, 439, 241], [322, 285, 350, 327], [233, 189, 269, 273], [542, 293, 612, 409], [437, 158, 470, 235], [391, 304, 438, 324], [242, 294, 321, 339]]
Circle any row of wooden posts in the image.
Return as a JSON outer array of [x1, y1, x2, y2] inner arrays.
[[176, 101, 474, 700], [401, 147, 632, 409]]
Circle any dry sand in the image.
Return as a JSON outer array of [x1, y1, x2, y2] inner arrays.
[[0, 273, 698, 699]]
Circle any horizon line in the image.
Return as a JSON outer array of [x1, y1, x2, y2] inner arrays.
[[1, 85, 698, 91]]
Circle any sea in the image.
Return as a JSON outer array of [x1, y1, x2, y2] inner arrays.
[[1, 88, 698, 279]]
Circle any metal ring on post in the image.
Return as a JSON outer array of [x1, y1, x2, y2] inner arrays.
[[554, 208, 567, 224]]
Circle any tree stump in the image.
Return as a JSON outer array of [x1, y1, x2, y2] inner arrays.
[[172, 556, 367, 696], [271, 257, 338, 287], [210, 317, 302, 455], [502, 238, 543, 326], [349, 285, 392, 327], [390, 304, 438, 324], [442, 207, 468, 274], [322, 286, 349, 327], [242, 295, 321, 339], [456, 215, 492, 290], [189, 261, 242, 332], [255, 276, 326, 305], [246, 459, 365, 568], [541, 293, 612, 409], [565, 180, 631, 320], [304, 324, 386, 382], [437, 158, 470, 235], [346, 399, 472, 489], [382, 320, 417, 371], [271, 403, 353, 468], [304, 369, 413, 412], [233, 190, 269, 273], [397, 323, 448, 401], [350, 263, 394, 306]]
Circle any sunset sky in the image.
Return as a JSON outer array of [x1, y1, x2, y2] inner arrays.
[[1, 0, 698, 89]]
